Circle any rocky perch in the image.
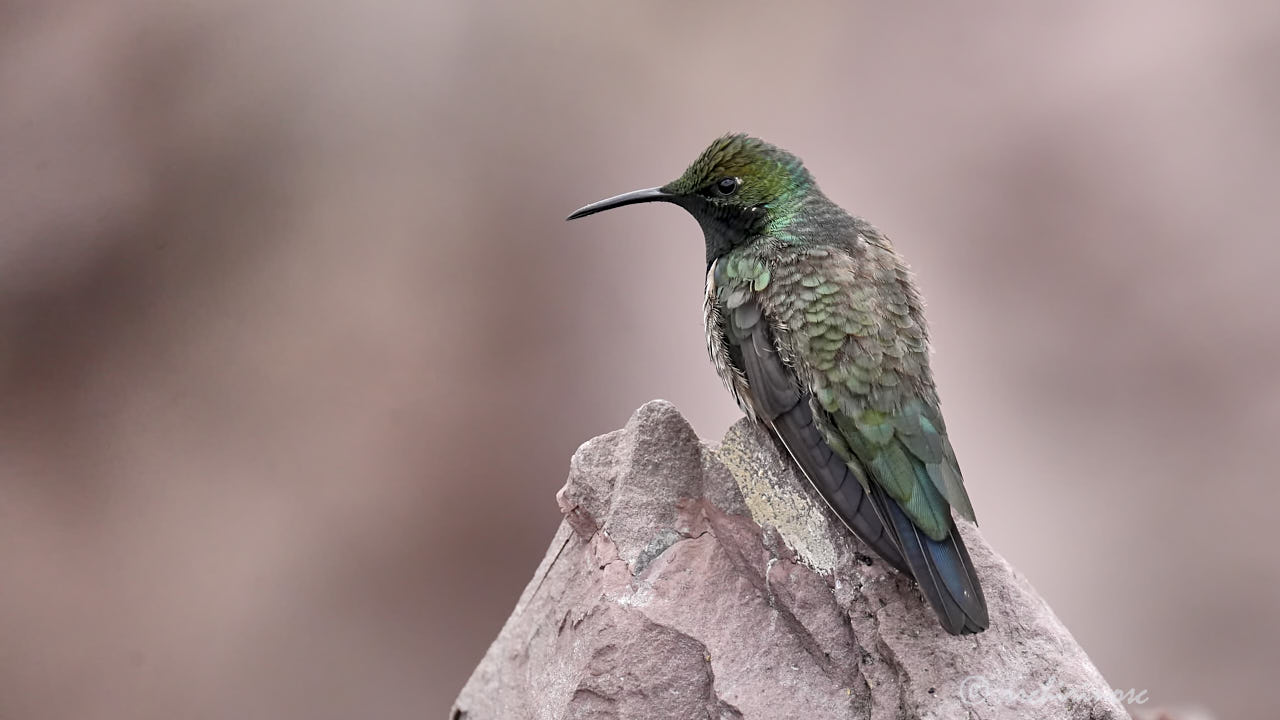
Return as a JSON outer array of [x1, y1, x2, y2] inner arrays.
[[452, 401, 1128, 720]]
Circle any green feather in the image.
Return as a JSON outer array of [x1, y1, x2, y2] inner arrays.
[[901, 457, 951, 540]]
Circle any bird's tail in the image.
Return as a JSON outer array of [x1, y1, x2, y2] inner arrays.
[[872, 484, 989, 634]]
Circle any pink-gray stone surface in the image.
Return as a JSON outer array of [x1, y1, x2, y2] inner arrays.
[[452, 401, 1129, 720]]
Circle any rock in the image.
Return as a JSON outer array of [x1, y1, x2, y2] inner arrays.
[[452, 401, 1130, 720]]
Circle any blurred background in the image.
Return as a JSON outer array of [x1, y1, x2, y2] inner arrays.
[[1, 1, 1277, 717]]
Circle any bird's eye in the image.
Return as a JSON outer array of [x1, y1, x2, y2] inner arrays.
[[715, 177, 740, 195]]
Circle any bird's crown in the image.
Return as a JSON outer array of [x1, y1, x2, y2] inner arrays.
[[662, 134, 813, 209]]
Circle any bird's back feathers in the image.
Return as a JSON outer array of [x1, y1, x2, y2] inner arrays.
[[707, 224, 988, 635]]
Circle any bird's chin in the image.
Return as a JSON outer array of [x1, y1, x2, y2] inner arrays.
[[697, 218, 743, 267]]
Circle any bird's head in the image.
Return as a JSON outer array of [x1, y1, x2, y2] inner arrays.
[[568, 134, 814, 265]]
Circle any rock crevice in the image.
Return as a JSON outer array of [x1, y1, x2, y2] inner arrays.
[[452, 401, 1127, 720]]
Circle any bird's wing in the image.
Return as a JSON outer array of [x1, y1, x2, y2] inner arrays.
[[753, 245, 976, 536], [714, 258, 908, 573], [720, 246, 988, 634]]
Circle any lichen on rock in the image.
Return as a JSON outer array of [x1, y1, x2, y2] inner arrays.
[[452, 400, 1128, 720]]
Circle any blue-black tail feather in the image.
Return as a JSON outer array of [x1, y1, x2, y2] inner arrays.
[[871, 484, 988, 634]]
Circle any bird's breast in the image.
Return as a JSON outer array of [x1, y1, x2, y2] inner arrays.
[[703, 259, 755, 419]]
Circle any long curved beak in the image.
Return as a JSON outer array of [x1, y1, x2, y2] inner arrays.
[[566, 187, 675, 221]]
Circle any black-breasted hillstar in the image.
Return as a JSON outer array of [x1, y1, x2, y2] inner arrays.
[[569, 135, 988, 634]]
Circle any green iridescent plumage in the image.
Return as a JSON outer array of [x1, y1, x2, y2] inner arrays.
[[569, 133, 988, 635], [710, 238, 974, 540]]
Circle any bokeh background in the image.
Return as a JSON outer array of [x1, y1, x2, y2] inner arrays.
[[2, 1, 1277, 717]]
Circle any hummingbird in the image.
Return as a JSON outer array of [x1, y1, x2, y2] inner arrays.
[[567, 134, 988, 635]]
